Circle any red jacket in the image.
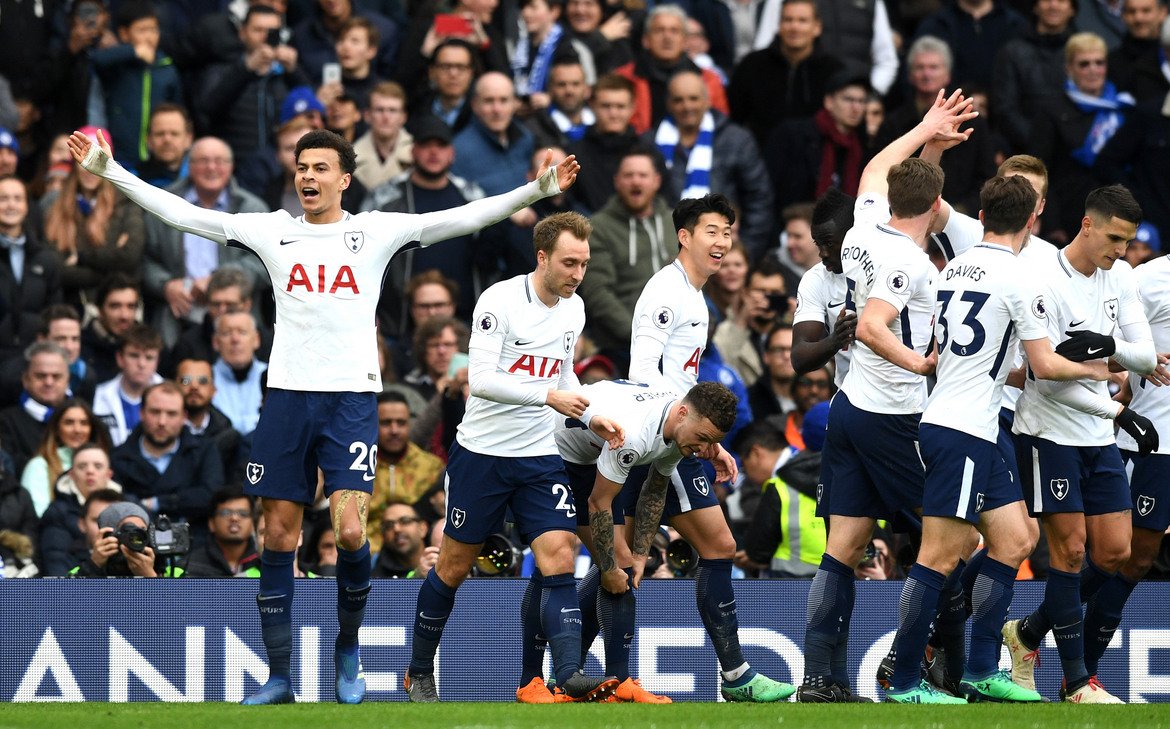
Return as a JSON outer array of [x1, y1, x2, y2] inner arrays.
[[615, 61, 729, 134]]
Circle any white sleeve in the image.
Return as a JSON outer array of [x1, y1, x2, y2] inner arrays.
[[1036, 379, 1121, 420], [793, 269, 828, 326], [867, 253, 922, 313], [465, 294, 547, 406], [869, 0, 899, 95], [1009, 278, 1049, 342], [934, 210, 983, 260], [413, 168, 560, 247], [629, 333, 669, 390], [82, 142, 233, 244], [1112, 273, 1156, 374]]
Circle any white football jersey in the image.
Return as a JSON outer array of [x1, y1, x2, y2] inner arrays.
[[932, 208, 983, 262], [921, 243, 1049, 442], [1015, 251, 1147, 446], [555, 380, 684, 483], [223, 210, 427, 392], [840, 193, 937, 414], [457, 274, 585, 457], [1118, 256, 1170, 454], [1001, 235, 1060, 412], [629, 260, 708, 395], [793, 262, 852, 388]]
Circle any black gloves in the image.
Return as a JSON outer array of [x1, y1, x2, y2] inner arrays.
[[1117, 407, 1159, 455], [1055, 330, 1116, 361]]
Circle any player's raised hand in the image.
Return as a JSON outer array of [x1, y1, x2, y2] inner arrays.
[[589, 415, 625, 449], [920, 88, 976, 148], [546, 389, 588, 418], [536, 150, 580, 194], [67, 129, 112, 174]]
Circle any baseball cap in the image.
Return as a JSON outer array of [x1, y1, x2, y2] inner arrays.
[[801, 400, 831, 453], [1136, 221, 1161, 253], [280, 86, 327, 126], [97, 501, 150, 531], [0, 127, 19, 155], [78, 125, 113, 157], [408, 115, 453, 145]]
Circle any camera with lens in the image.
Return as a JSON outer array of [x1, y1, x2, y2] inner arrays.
[[765, 292, 788, 312], [474, 532, 521, 576], [113, 515, 190, 556], [114, 523, 150, 553], [665, 537, 698, 577]]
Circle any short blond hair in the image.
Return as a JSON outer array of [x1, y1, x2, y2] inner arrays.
[[1065, 32, 1107, 65]]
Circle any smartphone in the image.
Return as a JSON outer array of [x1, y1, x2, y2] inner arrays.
[[265, 28, 282, 47], [447, 352, 469, 378], [434, 13, 474, 36], [322, 62, 342, 86]]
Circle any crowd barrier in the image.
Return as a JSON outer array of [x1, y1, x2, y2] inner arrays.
[[4, 579, 1170, 702]]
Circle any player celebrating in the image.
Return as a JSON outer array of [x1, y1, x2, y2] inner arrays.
[[886, 176, 1109, 704], [1005, 185, 1158, 703], [404, 212, 621, 703], [67, 129, 579, 706]]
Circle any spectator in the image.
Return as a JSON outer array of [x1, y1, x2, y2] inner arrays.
[[525, 58, 596, 148], [576, 147, 673, 364], [746, 322, 797, 423], [43, 0, 113, 139], [0, 176, 63, 366], [20, 399, 110, 518], [1036, 32, 1135, 241], [326, 92, 364, 144], [403, 315, 468, 402], [292, 0, 400, 84], [211, 312, 268, 436], [300, 508, 339, 576], [198, 4, 310, 191], [682, 14, 728, 84], [914, 0, 1028, 89], [94, 324, 164, 446], [513, 0, 592, 112], [562, 0, 635, 74], [184, 489, 259, 576], [574, 352, 616, 384], [325, 16, 386, 111], [261, 115, 364, 214], [725, 419, 788, 550], [1108, 0, 1170, 102], [80, 274, 141, 383], [69, 497, 182, 577], [394, 0, 507, 105], [1094, 96, 1170, 238], [0, 454, 36, 556], [650, 70, 773, 257], [167, 266, 274, 377], [0, 342, 72, 477], [371, 502, 437, 577], [782, 365, 833, 450], [367, 390, 445, 551], [37, 443, 121, 576], [110, 381, 223, 527], [40, 127, 146, 312], [177, 357, 243, 484], [385, 269, 461, 381], [728, 0, 844, 147], [773, 203, 821, 295], [143, 136, 271, 348], [408, 39, 479, 134], [992, 0, 1079, 155], [132, 103, 194, 188], [353, 81, 414, 190], [615, 5, 729, 134], [714, 256, 787, 386], [872, 36, 998, 214], [1124, 221, 1161, 266], [168, 0, 273, 82], [91, 0, 183, 167], [1078, 0, 1133, 49], [7, 306, 96, 408], [0, 129, 17, 178], [703, 240, 749, 322], [279, 85, 327, 131]]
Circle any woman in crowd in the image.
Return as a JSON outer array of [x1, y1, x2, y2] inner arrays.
[[21, 399, 111, 517]]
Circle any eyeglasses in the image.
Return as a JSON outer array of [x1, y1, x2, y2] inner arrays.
[[413, 300, 453, 311], [383, 516, 422, 530], [434, 62, 472, 73], [179, 375, 211, 386], [215, 508, 251, 519], [190, 157, 232, 167], [1075, 58, 1106, 69], [767, 345, 793, 355], [796, 377, 831, 389]]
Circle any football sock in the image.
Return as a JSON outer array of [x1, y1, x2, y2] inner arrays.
[[933, 562, 967, 681], [967, 556, 1016, 677], [1083, 572, 1137, 675], [890, 564, 945, 692], [542, 573, 584, 686], [257, 548, 296, 681], [520, 573, 546, 683], [1045, 568, 1089, 687], [576, 565, 601, 668], [409, 570, 457, 676], [960, 548, 988, 613], [598, 567, 635, 681], [335, 542, 371, 649], [695, 558, 747, 674], [1080, 557, 1111, 603], [804, 554, 855, 685]]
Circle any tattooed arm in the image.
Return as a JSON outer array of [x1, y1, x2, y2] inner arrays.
[[588, 474, 629, 595], [629, 467, 670, 588]]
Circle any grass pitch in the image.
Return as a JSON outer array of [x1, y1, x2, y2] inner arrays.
[[3, 702, 1169, 729]]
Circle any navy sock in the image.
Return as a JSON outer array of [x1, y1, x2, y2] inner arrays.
[[1044, 568, 1089, 686], [335, 543, 371, 649], [598, 567, 635, 681], [960, 549, 988, 616], [695, 558, 747, 675], [409, 570, 457, 676], [890, 564, 946, 692], [967, 556, 1016, 677], [1083, 572, 1137, 675], [933, 563, 967, 681], [576, 566, 601, 668], [258, 548, 296, 681], [1018, 607, 1050, 651], [804, 554, 855, 685], [1080, 557, 1111, 603], [520, 573, 546, 683], [830, 632, 851, 687], [542, 573, 584, 686]]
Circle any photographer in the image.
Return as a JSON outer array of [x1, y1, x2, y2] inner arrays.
[[714, 257, 791, 388], [371, 503, 437, 578], [69, 494, 183, 577]]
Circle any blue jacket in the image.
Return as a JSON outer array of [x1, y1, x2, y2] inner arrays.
[[92, 45, 183, 165], [451, 117, 535, 196]]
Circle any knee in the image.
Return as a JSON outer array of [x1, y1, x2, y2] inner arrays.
[[697, 532, 736, 560], [536, 535, 577, 574], [1122, 551, 1155, 582], [1092, 543, 1130, 572], [1051, 538, 1086, 572], [336, 524, 366, 552]]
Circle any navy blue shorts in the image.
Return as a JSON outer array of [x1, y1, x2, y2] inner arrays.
[[1014, 433, 1130, 517], [444, 440, 577, 545], [621, 455, 718, 520], [815, 450, 831, 519], [565, 461, 625, 527], [921, 424, 1020, 524], [244, 389, 376, 504], [1122, 450, 1170, 531], [822, 390, 924, 519]]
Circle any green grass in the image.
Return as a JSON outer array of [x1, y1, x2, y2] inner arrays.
[[3, 702, 1170, 729]]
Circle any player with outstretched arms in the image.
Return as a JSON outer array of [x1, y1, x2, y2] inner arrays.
[[67, 128, 580, 706]]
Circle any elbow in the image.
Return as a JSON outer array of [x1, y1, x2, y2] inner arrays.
[[855, 318, 880, 349]]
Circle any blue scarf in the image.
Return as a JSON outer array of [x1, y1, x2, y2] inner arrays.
[[1065, 78, 1134, 167], [513, 23, 563, 96], [549, 106, 595, 141], [655, 111, 715, 199]]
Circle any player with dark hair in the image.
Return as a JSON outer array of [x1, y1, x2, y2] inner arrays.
[[68, 127, 579, 706]]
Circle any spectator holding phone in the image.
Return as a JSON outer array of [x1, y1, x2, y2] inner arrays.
[[394, 0, 509, 104]]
